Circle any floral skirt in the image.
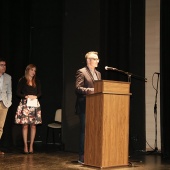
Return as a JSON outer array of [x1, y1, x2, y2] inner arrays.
[[15, 99, 42, 125]]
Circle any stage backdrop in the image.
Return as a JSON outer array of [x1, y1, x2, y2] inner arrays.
[[63, 0, 146, 154], [0, 0, 63, 146], [0, 0, 146, 155]]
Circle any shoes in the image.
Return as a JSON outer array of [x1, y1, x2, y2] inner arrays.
[[0, 151, 4, 155], [23, 151, 29, 154], [78, 160, 84, 164], [23, 151, 34, 154], [78, 155, 84, 164]]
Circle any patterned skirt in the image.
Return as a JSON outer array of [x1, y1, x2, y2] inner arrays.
[[15, 99, 42, 125]]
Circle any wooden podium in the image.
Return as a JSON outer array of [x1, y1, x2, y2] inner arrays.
[[84, 80, 131, 168]]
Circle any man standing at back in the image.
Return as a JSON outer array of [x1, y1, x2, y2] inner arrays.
[[0, 57, 12, 155], [75, 51, 101, 164]]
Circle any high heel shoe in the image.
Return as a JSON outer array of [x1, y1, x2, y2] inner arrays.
[[29, 150, 34, 154], [23, 151, 29, 154]]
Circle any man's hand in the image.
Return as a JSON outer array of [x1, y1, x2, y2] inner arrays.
[[87, 88, 94, 94]]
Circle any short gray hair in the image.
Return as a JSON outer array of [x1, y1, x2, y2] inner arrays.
[[85, 51, 98, 59]]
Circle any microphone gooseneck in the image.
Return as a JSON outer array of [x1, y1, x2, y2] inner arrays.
[[104, 66, 147, 82]]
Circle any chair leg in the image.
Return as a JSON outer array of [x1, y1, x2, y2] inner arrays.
[[52, 129, 55, 144], [59, 129, 62, 143], [59, 129, 65, 151], [46, 127, 49, 144]]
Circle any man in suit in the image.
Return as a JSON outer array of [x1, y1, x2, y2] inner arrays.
[[75, 51, 101, 164], [0, 58, 12, 154]]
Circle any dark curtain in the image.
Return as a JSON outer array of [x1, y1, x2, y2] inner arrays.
[[160, 0, 170, 158], [0, 0, 31, 147], [0, 0, 146, 155], [100, 0, 146, 153], [62, 0, 145, 153], [0, 0, 63, 147]]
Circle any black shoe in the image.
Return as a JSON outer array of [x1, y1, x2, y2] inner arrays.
[[78, 155, 84, 164], [23, 151, 29, 154]]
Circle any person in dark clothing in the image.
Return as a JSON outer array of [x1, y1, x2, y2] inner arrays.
[[75, 51, 101, 163], [15, 64, 42, 154]]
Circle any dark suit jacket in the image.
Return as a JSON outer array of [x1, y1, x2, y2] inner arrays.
[[75, 66, 101, 114]]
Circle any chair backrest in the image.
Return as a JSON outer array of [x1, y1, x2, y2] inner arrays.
[[55, 109, 62, 122]]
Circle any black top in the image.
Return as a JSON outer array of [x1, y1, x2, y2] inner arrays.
[[16, 77, 42, 99]]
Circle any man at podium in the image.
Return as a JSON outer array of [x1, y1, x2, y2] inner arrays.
[[75, 51, 101, 164]]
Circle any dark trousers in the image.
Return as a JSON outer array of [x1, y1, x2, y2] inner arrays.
[[79, 112, 85, 156]]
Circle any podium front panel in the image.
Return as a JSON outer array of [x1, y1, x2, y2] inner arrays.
[[84, 92, 130, 168]]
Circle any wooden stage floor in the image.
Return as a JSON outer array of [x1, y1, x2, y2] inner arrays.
[[0, 144, 170, 170]]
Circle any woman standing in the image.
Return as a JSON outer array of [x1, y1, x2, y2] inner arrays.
[[15, 64, 42, 154]]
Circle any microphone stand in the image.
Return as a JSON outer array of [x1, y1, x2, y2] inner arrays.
[[115, 68, 147, 82], [113, 68, 146, 164], [115, 68, 160, 154], [147, 73, 160, 155], [154, 74, 159, 152]]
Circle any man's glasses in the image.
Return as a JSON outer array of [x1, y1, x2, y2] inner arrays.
[[0, 64, 6, 67], [88, 58, 100, 61]]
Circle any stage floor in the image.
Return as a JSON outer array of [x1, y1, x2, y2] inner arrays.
[[0, 144, 170, 170]]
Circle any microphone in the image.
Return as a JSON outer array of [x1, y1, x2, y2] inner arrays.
[[105, 66, 117, 70], [155, 72, 160, 75]]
